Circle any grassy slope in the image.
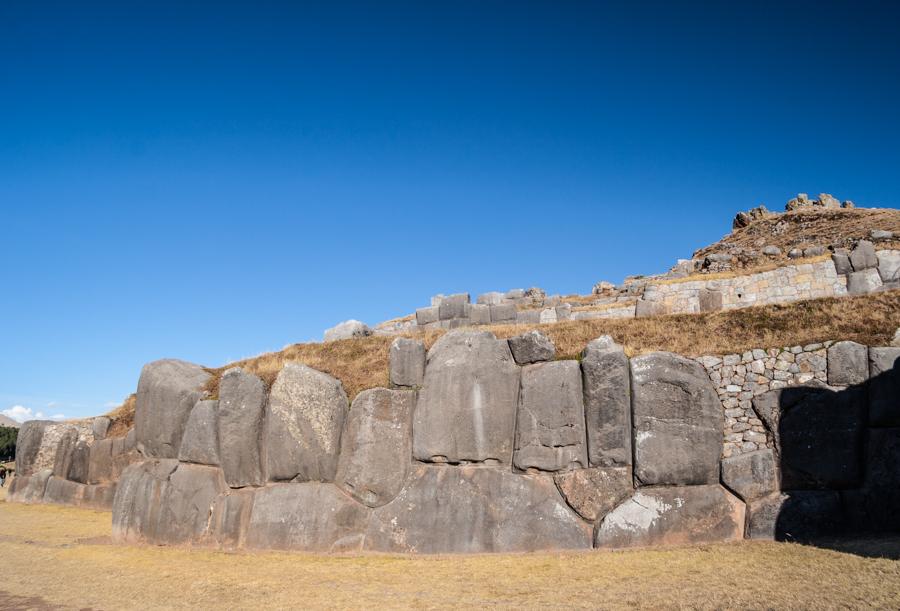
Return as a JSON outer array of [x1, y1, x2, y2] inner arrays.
[[1, 489, 899, 610]]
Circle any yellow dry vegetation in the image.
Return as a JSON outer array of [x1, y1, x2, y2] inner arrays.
[[105, 290, 900, 435], [1, 489, 899, 610], [651, 254, 832, 286]]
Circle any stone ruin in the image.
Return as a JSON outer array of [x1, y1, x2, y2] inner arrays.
[[9, 330, 900, 553]]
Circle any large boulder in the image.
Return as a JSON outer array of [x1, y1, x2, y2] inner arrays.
[[87, 437, 126, 484], [876, 250, 900, 282], [8, 469, 52, 503], [14, 420, 52, 476], [631, 353, 723, 485], [323, 319, 372, 342], [92, 416, 110, 441], [747, 491, 843, 541], [553, 466, 633, 522], [134, 359, 211, 458], [43, 476, 86, 506], [112, 460, 227, 545], [826, 341, 869, 386], [366, 466, 592, 553], [720, 449, 778, 502], [752, 385, 865, 489], [66, 440, 91, 484], [514, 361, 587, 472], [208, 489, 255, 548], [51, 427, 79, 479], [264, 363, 348, 482], [244, 483, 369, 552], [849, 240, 878, 270], [846, 268, 882, 295], [335, 388, 415, 507], [218, 368, 266, 487], [869, 347, 900, 427], [389, 338, 425, 388], [412, 331, 520, 465], [595, 485, 745, 549], [507, 330, 555, 365], [178, 400, 220, 466], [581, 336, 632, 467]]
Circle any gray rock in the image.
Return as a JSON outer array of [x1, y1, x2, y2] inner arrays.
[[66, 440, 91, 484], [846, 268, 883, 294], [477, 291, 505, 305], [178, 400, 220, 466], [81, 482, 118, 510], [595, 485, 745, 549], [218, 368, 266, 487], [747, 491, 843, 541], [389, 338, 425, 388], [112, 460, 226, 545], [762, 245, 782, 257], [87, 437, 127, 484], [366, 466, 592, 553], [208, 489, 255, 548], [265, 363, 348, 482], [134, 359, 211, 458], [803, 245, 826, 257], [555, 303, 572, 321], [415, 306, 439, 326], [877, 250, 900, 282], [554, 466, 632, 522], [788, 248, 802, 259], [413, 331, 520, 464], [51, 427, 78, 479], [514, 361, 587, 472], [849, 240, 878, 270], [826, 341, 869, 386], [698, 287, 723, 312], [124, 428, 136, 452], [843, 428, 900, 532], [892, 328, 900, 348], [869, 347, 900, 426], [631, 352, 722, 486], [323, 319, 372, 342], [335, 388, 415, 507], [14, 420, 50, 476], [469, 303, 492, 325], [505, 288, 526, 299], [507, 330, 555, 365], [516, 309, 541, 324], [581, 336, 632, 468], [8, 469, 53, 503], [635, 299, 666, 318], [92, 416, 111, 441], [817, 193, 841, 208], [245, 483, 369, 552], [720, 449, 778, 502], [43, 476, 85, 506], [489, 303, 517, 323], [832, 252, 852, 275], [438, 293, 470, 320], [871, 229, 894, 240]]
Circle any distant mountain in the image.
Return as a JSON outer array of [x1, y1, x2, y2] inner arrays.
[[0, 414, 21, 428]]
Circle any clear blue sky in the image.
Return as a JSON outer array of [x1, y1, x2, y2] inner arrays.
[[2, 1, 899, 421]]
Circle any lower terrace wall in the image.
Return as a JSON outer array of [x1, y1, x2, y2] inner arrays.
[[10, 332, 900, 552]]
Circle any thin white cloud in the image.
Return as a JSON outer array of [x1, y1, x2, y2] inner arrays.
[[2, 405, 66, 423]]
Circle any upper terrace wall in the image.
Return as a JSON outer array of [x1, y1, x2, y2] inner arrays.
[[11, 330, 900, 553]]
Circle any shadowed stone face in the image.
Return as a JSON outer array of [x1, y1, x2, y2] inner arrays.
[[581, 336, 632, 468], [264, 363, 348, 482], [218, 368, 266, 487], [413, 331, 520, 465]]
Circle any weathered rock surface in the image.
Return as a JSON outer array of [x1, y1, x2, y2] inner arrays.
[[832, 251, 852, 275], [507, 330, 555, 365], [14, 420, 51, 476], [335, 388, 415, 507], [869, 347, 900, 426], [88, 437, 127, 484], [753, 385, 864, 489], [209, 489, 255, 548], [218, 368, 266, 487], [595, 485, 745, 549], [846, 268, 882, 294], [134, 359, 211, 458], [92, 416, 110, 441], [826, 341, 869, 386], [112, 460, 226, 545], [554, 466, 632, 522], [324, 319, 372, 342], [413, 331, 520, 464], [51, 427, 79, 479], [265, 363, 348, 482], [389, 337, 425, 387], [843, 428, 900, 533], [489, 303, 516, 323], [9, 469, 52, 503], [366, 466, 592, 553], [877, 250, 900, 282], [849, 240, 878, 270], [581, 336, 632, 467], [178, 400, 220, 466], [66, 440, 91, 484], [631, 352, 722, 485], [245, 483, 369, 552], [746, 491, 843, 541], [720, 449, 778, 502], [514, 361, 587, 472]]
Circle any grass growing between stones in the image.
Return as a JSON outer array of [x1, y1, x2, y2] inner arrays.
[[2, 487, 899, 610], [105, 290, 900, 434]]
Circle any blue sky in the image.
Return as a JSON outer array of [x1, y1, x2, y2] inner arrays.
[[2, 1, 899, 421]]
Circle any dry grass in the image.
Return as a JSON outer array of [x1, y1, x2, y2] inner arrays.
[[106, 393, 136, 438], [106, 290, 900, 430], [1, 490, 899, 610], [652, 254, 832, 286], [695, 207, 900, 264]]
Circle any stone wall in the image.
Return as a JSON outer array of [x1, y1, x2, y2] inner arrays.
[[10, 334, 900, 552]]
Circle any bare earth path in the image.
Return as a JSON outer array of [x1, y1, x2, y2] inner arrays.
[[2, 486, 899, 610]]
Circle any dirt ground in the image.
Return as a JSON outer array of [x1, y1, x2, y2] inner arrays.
[[2, 486, 900, 610]]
